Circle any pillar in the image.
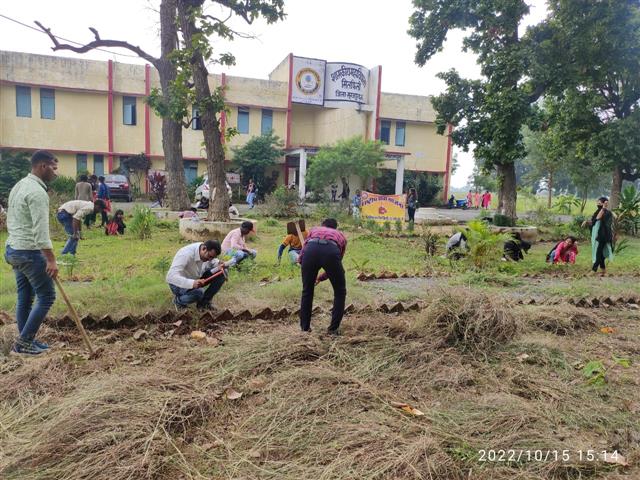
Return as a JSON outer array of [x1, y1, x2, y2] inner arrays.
[[395, 156, 405, 195], [298, 149, 307, 200]]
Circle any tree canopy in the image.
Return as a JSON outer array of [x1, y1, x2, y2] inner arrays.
[[232, 132, 284, 193], [306, 137, 385, 193]]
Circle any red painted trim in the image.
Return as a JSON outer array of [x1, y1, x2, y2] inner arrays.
[[144, 64, 151, 156], [443, 123, 453, 201], [374, 66, 382, 140], [285, 53, 293, 149], [107, 60, 114, 173], [220, 73, 227, 144]]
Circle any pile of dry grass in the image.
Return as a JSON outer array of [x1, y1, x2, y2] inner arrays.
[[526, 305, 598, 335], [412, 289, 521, 353]]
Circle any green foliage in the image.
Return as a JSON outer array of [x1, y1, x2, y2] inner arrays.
[[129, 206, 156, 240], [376, 170, 442, 206], [553, 195, 581, 216], [59, 253, 80, 278], [313, 201, 349, 225], [306, 137, 385, 192], [465, 220, 509, 269], [382, 221, 391, 233], [421, 228, 439, 256], [582, 360, 606, 387], [152, 256, 171, 276], [49, 176, 76, 197], [262, 186, 302, 218], [394, 220, 403, 234], [614, 185, 640, 236], [407, 221, 415, 233], [493, 214, 514, 227], [263, 217, 278, 227], [364, 219, 378, 232], [232, 132, 284, 195], [188, 175, 204, 201], [0, 150, 30, 204], [121, 152, 151, 197], [613, 238, 630, 256]]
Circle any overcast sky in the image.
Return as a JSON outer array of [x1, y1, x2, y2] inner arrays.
[[0, 0, 548, 187]]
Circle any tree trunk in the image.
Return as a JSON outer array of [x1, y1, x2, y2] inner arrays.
[[610, 165, 623, 209], [547, 171, 553, 209], [158, 0, 190, 210], [178, 0, 229, 221], [497, 162, 517, 220]]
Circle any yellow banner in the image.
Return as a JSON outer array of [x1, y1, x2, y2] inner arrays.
[[360, 191, 406, 223]]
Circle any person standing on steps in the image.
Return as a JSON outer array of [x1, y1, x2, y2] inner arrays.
[[298, 218, 347, 335], [583, 197, 614, 275], [4, 150, 59, 355]]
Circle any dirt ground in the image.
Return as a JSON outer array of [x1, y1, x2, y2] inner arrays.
[[0, 289, 638, 480]]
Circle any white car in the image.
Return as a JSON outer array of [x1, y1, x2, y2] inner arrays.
[[194, 174, 233, 202]]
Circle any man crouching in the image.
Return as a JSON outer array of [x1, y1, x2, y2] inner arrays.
[[166, 240, 229, 310]]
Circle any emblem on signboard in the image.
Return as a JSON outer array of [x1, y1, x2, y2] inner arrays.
[[296, 68, 321, 95]]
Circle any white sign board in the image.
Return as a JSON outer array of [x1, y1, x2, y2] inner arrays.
[[226, 173, 240, 184], [291, 56, 326, 106], [324, 62, 369, 108]]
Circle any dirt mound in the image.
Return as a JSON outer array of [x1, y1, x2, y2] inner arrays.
[[527, 305, 598, 335]]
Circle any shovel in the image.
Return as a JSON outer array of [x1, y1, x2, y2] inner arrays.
[[54, 277, 95, 354]]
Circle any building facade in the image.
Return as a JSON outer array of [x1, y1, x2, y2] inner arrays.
[[0, 50, 452, 200]]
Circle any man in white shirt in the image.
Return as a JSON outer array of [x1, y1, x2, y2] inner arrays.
[[166, 240, 230, 310], [56, 199, 106, 255]]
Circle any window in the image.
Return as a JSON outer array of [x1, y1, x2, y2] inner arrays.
[[380, 120, 391, 145], [93, 154, 104, 176], [261, 109, 273, 135], [40, 88, 55, 119], [16, 86, 31, 117], [76, 154, 88, 174], [395, 121, 406, 147], [184, 160, 198, 185], [237, 107, 249, 134], [192, 106, 202, 130], [123, 96, 137, 125]]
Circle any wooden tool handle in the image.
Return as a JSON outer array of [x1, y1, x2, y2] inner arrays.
[[54, 277, 95, 354]]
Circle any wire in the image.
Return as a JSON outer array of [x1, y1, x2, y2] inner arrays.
[[0, 13, 144, 59]]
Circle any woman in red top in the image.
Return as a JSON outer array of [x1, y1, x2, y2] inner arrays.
[[552, 236, 579, 264]]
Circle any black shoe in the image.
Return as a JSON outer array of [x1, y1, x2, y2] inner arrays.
[[327, 329, 340, 337]]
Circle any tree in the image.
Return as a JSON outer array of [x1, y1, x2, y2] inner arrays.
[[232, 132, 284, 195], [173, 0, 285, 221], [409, 0, 543, 220], [468, 162, 497, 193], [121, 152, 152, 196], [306, 137, 385, 205], [529, 0, 640, 208], [36, 0, 192, 210], [0, 150, 30, 204]]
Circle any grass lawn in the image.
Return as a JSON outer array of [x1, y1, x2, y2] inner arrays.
[[2, 216, 639, 319]]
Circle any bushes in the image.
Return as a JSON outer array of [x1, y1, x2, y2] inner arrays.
[[49, 176, 76, 198], [465, 220, 509, 268], [493, 213, 514, 227], [129, 206, 156, 239], [262, 186, 303, 218], [0, 150, 30, 204]]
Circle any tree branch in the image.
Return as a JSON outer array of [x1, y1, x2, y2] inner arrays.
[[202, 14, 256, 39], [35, 21, 159, 66]]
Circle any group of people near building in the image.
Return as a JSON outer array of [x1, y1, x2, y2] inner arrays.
[[2, 150, 617, 357]]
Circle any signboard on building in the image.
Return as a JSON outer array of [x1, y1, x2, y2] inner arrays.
[[291, 56, 326, 106], [324, 62, 369, 107], [360, 191, 406, 223]]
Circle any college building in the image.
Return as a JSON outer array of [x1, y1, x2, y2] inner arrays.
[[0, 50, 452, 200]]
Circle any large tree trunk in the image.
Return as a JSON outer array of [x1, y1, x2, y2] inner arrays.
[[158, 0, 190, 210], [497, 162, 517, 220], [178, 0, 229, 221], [610, 165, 623, 209]]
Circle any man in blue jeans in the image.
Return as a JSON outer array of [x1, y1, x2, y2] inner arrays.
[[4, 150, 59, 355], [166, 240, 231, 310], [56, 199, 106, 255]]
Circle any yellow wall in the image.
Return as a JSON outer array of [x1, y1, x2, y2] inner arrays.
[[380, 120, 449, 172], [113, 94, 145, 154]]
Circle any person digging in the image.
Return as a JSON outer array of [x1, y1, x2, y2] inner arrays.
[[166, 240, 232, 311], [298, 218, 347, 335]]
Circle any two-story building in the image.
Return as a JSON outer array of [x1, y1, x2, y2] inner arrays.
[[0, 51, 452, 200]]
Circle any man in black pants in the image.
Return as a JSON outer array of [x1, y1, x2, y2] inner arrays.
[[298, 218, 347, 335]]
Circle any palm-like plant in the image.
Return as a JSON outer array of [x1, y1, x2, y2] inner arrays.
[[614, 186, 640, 236], [465, 220, 511, 269], [553, 195, 581, 215]]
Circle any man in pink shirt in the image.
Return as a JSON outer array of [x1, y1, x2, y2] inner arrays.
[[297, 218, 347, 335], [221, 220, 257, 266]]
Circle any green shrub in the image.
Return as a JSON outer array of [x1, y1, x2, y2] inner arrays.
[[49, 176, 76, 198], [364, 219, 378, 232], [262, 186, 302, 218], [383, 221, 391, 233], [493, 213, 514, 227], [465, 220, 510, 269], [263, 217, 279, 227], [394, 220, 403, 234], [614, 185, 640, 236], [313, 201, 349, 224], [0, 150, 30, 204], [152, 256, 171, 276], [553, 195, 581, 215], [129, 206, 156, 239], [187, 175, 204, 202]]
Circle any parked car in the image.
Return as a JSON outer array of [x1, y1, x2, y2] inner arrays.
[[104, 174, 133, 202], [194, 174, 232, 202]]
